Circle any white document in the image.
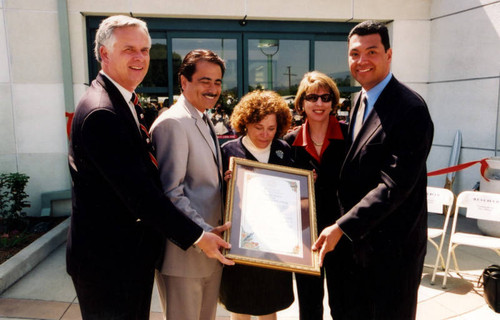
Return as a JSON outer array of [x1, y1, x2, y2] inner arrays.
[[239, 171, 303, 258]]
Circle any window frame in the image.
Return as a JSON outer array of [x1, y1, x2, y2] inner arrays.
[[86, 17, 359, 104]]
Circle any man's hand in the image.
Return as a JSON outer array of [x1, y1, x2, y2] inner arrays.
[[196, 223, 235, 266], [211, 221, 231, 237], [312, 223, 343, 267]]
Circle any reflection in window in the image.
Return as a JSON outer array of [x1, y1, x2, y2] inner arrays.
[[314, 41, 350, 96], [141, 38, 167, 91], [248, 39, 309, 97], [137, 38, 168, 127]]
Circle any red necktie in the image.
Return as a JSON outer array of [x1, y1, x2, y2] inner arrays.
[[132, 93, 159, 170]]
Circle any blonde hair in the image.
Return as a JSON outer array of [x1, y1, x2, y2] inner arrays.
[[231, 90, 291, 138], [294, 71, 340, 115]]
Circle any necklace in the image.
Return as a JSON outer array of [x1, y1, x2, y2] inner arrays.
[[311, 138, 323, 146]]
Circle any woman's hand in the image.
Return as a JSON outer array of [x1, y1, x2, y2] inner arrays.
[[224, 169, 232, 183]]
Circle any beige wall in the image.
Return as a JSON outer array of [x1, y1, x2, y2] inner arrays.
[[426, 0, 500, 193], [1, 0, 499, 214]]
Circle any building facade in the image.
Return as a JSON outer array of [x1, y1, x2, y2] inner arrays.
[[1, 0, 499, 215]]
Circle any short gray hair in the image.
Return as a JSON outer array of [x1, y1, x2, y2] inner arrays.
[[94, 15, 151, 62]]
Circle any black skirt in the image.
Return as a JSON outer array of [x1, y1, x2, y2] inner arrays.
[[219, 264, 294, 315]]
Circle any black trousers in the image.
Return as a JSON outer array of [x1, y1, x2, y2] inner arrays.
[[71, 269, 155, 320], [325, 243, 425, 320]]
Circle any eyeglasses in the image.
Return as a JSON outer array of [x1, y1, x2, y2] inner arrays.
[[304, 93, 334, 103]]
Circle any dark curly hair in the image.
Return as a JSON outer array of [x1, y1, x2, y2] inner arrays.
[[230, 90, 291, 138]]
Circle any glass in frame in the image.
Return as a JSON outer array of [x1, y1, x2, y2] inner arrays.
[[223, 157, 320, 276]]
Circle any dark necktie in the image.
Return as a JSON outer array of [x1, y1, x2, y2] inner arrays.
[[203, 114, 218, 150], [203, 113, 224, 224], [203, 113, 222, 172], [353, 94, 367, 139], [131, 93, 159, 170]]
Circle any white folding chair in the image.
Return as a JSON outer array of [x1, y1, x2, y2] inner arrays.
[[426, 187, 455, 285], [442, 191, 500, 288]]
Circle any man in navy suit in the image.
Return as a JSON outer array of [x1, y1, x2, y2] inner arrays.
[[313, 20, 434, 319], [67, 15, 233, 320]]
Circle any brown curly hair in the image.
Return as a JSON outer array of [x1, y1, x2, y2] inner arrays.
[[230, 90, 292, 138]]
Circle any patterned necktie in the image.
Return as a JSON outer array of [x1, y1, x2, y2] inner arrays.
[[353, 93, 367, 139], [131, 93, 159, 170]]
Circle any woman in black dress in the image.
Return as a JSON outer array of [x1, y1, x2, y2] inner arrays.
[[220, 90, 293, 320], [283, 71, 346, 320]]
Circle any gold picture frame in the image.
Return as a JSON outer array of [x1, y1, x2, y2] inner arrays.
[[223, 157, 320, 276]]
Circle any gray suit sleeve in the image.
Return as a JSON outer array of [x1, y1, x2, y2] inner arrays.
[[151, 117, 214, 231]]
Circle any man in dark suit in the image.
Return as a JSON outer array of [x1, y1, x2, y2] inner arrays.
[[67, 15, 233, 320], [313, 20, 434, 319]]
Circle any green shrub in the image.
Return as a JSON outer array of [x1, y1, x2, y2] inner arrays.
[[0, 173, 30, 234], [0, 230, 28, 249]]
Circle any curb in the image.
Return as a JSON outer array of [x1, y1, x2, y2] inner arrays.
[[0, 217, 70, 294]]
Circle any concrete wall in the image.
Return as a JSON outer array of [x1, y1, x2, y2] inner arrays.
[[426, 0, 500, 194], [0, 0, 498, 215], [1, 0, 71, 216]]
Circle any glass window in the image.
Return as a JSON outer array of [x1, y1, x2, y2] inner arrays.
[[314, 41, 351, 96], [86, 17, 357, 114], [247, 39, 309, 97], [137, 37, 168, 109], [141, 38, 168, 90]]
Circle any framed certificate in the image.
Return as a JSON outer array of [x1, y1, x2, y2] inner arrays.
[[223, 157, 320, 275]]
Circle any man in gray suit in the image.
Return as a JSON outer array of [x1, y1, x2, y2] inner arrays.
[[150, 49, 230, 320]]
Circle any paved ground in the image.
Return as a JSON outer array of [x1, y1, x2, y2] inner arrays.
[[0, 214, 499, 319]]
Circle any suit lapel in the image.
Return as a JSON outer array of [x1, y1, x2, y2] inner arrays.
[[344, 94, 382, 165], [181, 96, 223, 178], [268, 140, 287, 165], [342, 77, 399, 174], [97, 74, 143, 144], [206, 117, 224, 177]]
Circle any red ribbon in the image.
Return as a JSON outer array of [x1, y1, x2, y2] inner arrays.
[[427, 158, 490, 182], [65, 112, 74, 140]]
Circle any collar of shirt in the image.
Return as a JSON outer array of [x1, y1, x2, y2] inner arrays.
[[364, 72, 393, 117], [100, 71, 139, 128], [179, 94, 209, 123], [185, 96, 216, 151], [195, 106, 206, 121], [292, 115, 344, 163]]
